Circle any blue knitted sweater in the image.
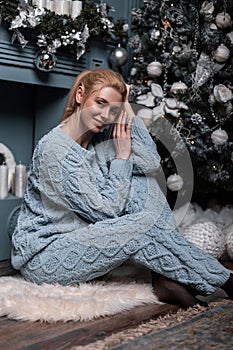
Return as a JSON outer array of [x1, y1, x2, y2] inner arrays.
[[11, 115, 230, 291], [11, 116, 167, 267]]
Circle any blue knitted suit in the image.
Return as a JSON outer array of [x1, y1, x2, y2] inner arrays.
[[11, 116, 230, 293]]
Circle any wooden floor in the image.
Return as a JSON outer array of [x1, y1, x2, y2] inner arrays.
[[0, 260, 232, 350]]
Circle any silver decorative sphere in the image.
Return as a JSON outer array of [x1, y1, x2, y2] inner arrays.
[[109, 46, 128, 66], [35, 49, 57, 72]]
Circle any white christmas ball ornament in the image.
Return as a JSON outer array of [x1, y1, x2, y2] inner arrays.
[[215, 12, 232, 29], [214, 84, 232, 103], [167, 174, 184, 191], [225, 224, 233, 260], [213, 44, 230, 63], [181, 221, 225, 258], [211, 128, 228, 145], [137, 108, 153, 127], [147, 61, 163, 77]]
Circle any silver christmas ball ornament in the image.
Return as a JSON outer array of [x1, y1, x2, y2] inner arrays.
[[35, 49, 57, 71], [167, 174, 184, 191], [147, 61, 163, 77], [109, 46, 128, 66], [214, 84, 232, 104], [215, 12, 232, 29], [213, 44, 230, 63], [211, 128, 228, 145]]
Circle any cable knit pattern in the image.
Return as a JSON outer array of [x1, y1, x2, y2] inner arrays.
[[11, 116, 230, 294]]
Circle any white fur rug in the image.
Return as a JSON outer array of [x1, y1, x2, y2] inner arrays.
[[0, 263, 159, 323]]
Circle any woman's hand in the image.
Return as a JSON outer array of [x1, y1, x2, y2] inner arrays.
[[113, 110, 132, 160]]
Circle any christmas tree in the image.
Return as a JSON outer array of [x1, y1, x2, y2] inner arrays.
[[127, 0, 233, 208]]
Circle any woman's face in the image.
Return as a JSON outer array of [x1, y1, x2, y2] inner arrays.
[[79, 87, 123, 133]]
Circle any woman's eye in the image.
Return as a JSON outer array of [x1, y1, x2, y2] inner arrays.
[[97, 101, 106, 108], [110, 109, 120, 117]]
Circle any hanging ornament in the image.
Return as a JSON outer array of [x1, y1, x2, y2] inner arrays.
[[211, 128, 228, 145], [170, 81, 188, 94], [146, 61, 163, 77], [109, 44, 128, 66], [150, 28, 161, 42], [193, 52, 212, 89], [34, 49, 57, 71], [167, 174, 184, 192], [213, 84, 232, 104], [191, 113, 202, 124], [213, 44, 230, 63], [215, 12, 232, 29]]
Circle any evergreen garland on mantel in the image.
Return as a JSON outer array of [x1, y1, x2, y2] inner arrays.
[[0, 0, 129, 69]]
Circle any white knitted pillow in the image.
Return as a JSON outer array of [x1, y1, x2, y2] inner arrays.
[[225, 223, 233, 260], [181, 221, 225, 259]]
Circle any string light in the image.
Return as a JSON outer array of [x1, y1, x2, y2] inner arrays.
[[162, 20, 170, 27]]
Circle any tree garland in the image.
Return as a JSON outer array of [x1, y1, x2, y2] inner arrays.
[[0, 0, 129, 70]]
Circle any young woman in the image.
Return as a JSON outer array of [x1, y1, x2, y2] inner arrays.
[[11, 68, 233, 308]]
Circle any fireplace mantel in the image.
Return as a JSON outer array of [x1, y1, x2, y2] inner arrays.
[[0, 25, 110, 89]]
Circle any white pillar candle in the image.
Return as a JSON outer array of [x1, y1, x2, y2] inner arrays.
[[45, 0, 54, 11], [32, 0, 46, 8], [54, 0, 71, 15], [0, 164, 9, 199], [14, 163, 27, 198], [71, 1, 82, 19]]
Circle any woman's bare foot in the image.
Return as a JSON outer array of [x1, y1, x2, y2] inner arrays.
[[221, 273, 233, 299], [151, 271, 201, 309]]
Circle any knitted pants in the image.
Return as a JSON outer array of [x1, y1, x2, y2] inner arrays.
[[21, 175, 230, 294], [21, 218, 230, 295]]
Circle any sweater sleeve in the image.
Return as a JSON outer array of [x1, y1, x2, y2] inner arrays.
[[130, 115, 161, 174], [61, 148, 133, 223]]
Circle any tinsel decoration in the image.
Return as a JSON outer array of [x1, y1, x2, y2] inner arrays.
[[0, 0, 129, 71]]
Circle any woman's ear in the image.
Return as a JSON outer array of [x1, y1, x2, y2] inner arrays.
[[76, 84, 84, 104]]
